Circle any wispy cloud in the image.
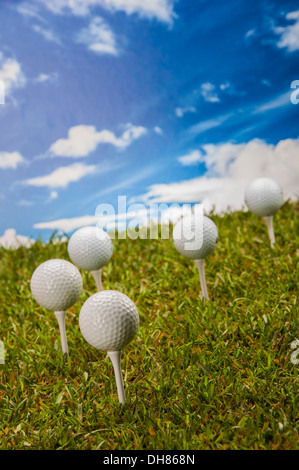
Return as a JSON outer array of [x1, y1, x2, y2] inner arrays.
[[76, 16, 119, 56], [274, 10, 299, 52], [32, 24, 61, 44], [37, 0, 177, 25], [253, 91, 291, 113], [175, 106, 196, 118], [26, 162, 96, 188], [15, 2, 45, 22], [49, 123, 147, 158], [189, 113, 233, 135], [0, 151, 26, 169]]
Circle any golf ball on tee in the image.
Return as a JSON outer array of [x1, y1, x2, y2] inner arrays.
[[68, 226, 113, 272], [173, 214, 218, 260], [244, 177, 283, 217], [79, 290, 139, 351], [30, 259, 83, 311]]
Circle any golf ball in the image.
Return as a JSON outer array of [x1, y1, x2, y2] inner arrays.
[[173, 214, 218, 260], [68, 226, 113, 271], [244, 177, 283, 217], [79, 290, 139, 351], [31, 259, 83, 311]]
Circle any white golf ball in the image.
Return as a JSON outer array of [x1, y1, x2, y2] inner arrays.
[[244, 177, 283, 217], [31, 259, 83, 311], [79, 290, 139, 351], [68, 226, 113, 271], [173, 214, 218, 260]]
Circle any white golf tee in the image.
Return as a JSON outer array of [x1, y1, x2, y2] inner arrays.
[[107, 350, 126, 405], [54, 311, 69, 357], [91, 269, 103, 291], [263, 216, 275, 248], [194, 259, 209, 301]]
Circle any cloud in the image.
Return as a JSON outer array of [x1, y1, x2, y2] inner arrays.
[[76, 16, 119, 56], [34, 72, 58, 83], [37, 0, 177, 25], [0, 151, 26, 169], [26, 162, 96, 188], [177, 150, 203, 166], [15, 3, 45, 22], [49, 190, 58, 200], [49, 123, 147, 157], [18, 199, 34, 207], [136, 138, 299, 213], [154, 126, 163, 135], [34, 215, 102, 233], [0, 53, 26, 100], [32, 24, 61, 44], [274, 10, 299, 52], [175, 106, 196, 118], [189, 113, 233, 135], [253, 91, 291, 113], [200, 82, 220, 103], [0, 229, 35, 249]]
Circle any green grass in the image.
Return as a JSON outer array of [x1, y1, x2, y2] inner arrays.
[[0, 201, 298, 450]]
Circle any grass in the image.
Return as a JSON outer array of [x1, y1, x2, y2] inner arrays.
[[0, 201, 298, 450]]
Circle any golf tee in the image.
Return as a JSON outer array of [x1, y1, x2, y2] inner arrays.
[[107, 350, 126, 405], [91, 269, 103, 291], [194, 259, 209, 301], [54, 311, 69, 357], [263, 216, 275, 248]]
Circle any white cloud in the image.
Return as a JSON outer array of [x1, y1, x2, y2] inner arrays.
[[15, 3, 45, 22], [189, 113, 233, 135], [0, 229, 35, 249], [49, 190, 58, 200], [34, 215, 102, 233], [154, 126, 163, 135], [0, 53, 26, 100], [200, 82, 220, 103], [34, 72, 58, 83], [136, 138, 299, 213], [274, 10, 299, 52], [0, 151, 26, 169], [37, 0, 177, 25], [177, 150, 203, 166], [26, 162, 96, 188], [18, 199, 34, 207], [254, 91, 291, 113], [32, 24, 61, 44], [175, 106, 196, 118], [49, 123, 147, 157], [77, 16, 118, 56]]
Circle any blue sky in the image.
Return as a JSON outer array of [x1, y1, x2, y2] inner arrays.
[[0, 0, 298, 242]]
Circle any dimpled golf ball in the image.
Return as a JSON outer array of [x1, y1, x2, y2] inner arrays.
[[173, 214, 218, 260], [244, 177, 283, 217], [31, 259, 83, 311], [68, 226, 113, 271], [79, 290, 139, 351]]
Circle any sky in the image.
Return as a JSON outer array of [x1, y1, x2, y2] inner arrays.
[[0, 0, 298, 243]]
